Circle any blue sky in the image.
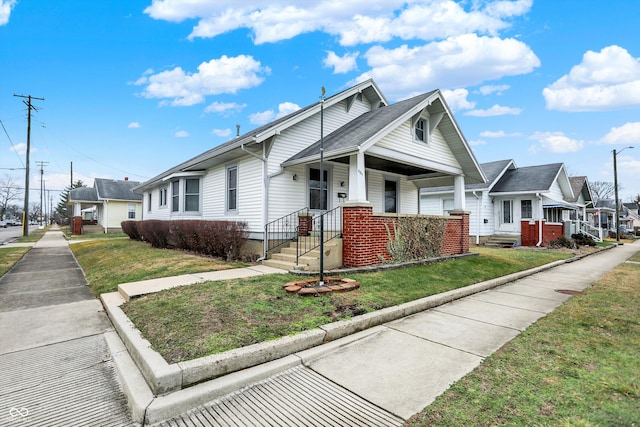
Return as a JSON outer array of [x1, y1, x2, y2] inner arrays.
[[1, 0, 639, 207]]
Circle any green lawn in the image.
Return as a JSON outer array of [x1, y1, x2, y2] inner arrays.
[[70, 238, 249, 295], [405, 252, 640, 426], [122, 246, 573, 363], [0, 246, 30, 276]]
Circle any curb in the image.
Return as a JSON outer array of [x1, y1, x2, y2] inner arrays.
[[102, 247, 616, 424]]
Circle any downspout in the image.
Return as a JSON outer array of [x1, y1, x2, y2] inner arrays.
[[472, 191, 481, 245], [536, 193, 543, 246], [241, 142, 268, 260]]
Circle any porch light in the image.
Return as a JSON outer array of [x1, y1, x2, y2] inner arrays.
[[292, 174, 298, 181], [613, 146, 634, 243]]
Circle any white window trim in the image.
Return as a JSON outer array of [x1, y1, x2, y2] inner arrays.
[[226, 164, 238, 214], [183, 177, 201, 213], [414, 116, 430, 145], [147, 193, 152, 212], [383, 178, 399, 213]]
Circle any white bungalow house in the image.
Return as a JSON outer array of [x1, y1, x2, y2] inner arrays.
[[420, 160, 600, 246], [133, 79, 486, 269], [68, 178, 142, 234]]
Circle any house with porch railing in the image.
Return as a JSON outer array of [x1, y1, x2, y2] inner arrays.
[[133, 79, 486, 270], [420, 160, 602, 246]]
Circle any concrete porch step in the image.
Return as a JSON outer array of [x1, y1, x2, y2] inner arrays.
[[261, 259, 304, 271], [485, 235, 519, 247]]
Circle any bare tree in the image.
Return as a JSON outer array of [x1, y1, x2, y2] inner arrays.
[[0, 174, 21, 220], [590, 181, 616, 205]]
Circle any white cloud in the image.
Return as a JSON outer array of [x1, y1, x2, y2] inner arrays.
[[465, 104, 522, 117], [128, 122, 141, 128], [323, 51, 359, 74], [175, 130, 189, 138], [478, 84, 510, 95], [441, 88, 475, 111], [530, 131, 584, 153], [211, 128, 232, 138], [249, 102, 301, 125], [599, 122, 640, 145], [480, 130, 522, 138], [0, 0, 17, 26], [354, 34, 539, 100], [144, 0, 532, 45], [9, 142, 34, 156], [468, 139, 487, 146], [204, 101, 247, 115], [543, 45, 640, 111], [135, 55, 270, 106]]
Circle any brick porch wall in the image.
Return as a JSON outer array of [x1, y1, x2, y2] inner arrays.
[[521, 220, 564, 246], [342, 203, 470, 268]]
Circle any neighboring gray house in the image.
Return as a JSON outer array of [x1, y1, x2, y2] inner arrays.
[[133, 79, 486, 268], [420, 160, 587, 246], [69, 178, 142, 234]]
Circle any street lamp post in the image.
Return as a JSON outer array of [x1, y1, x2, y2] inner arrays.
[[613, 146, 634, 243]]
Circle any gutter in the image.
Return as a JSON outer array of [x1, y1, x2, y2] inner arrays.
[[241, 142, 268, 259]]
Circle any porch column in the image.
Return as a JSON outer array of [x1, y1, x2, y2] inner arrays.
[[453, 175, 466, 210], [73, 202, 82, 216], [348, 152, 367, 202]]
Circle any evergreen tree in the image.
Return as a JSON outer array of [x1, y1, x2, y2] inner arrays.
[[55, 180, 84, 224]]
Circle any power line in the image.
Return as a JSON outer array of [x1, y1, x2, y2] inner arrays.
[[0, 119, 25, 168]]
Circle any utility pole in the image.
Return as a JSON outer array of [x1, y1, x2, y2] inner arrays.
[[14, 94, 44, 236], [36, 160, 49, 226]]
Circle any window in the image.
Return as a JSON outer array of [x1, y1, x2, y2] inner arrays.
[[184, 178, 200, 212], [128, 204, 136, 219], [309, 167, 328, 210], [147, 194, 152, 212], [443, 199, 454, 215], [502, 200, 513, 223], [171, 181, 180, 212], [521, 199, 532, 219], [385, 180, 398, 213], [227, 166, 237, 211], [415, 118, 427, 142], [544, 207, 563, 223], [159, 187, 167, 207]]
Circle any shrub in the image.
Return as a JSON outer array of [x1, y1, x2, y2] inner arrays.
[[139, 220, 170, 249], [549, 235, 574, 249], [571, 233, 596, 247], [386, 216, 446, 262], [138, 219, 249, 260], [121, 220, 141, 240]]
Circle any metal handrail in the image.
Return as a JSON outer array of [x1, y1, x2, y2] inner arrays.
[[264, 208, 308, 258], [569, 219, 602, 242], [296, 206, 342, 263]]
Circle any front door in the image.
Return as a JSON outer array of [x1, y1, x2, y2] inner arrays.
[[498, 199, 517, 233]]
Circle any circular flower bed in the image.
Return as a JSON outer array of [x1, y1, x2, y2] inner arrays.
[[283, 277, 360, 296]]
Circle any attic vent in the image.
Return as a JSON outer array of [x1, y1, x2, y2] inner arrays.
[[236, 124, 241, 137]]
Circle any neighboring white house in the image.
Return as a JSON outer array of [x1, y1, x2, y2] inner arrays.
[[420, 160, 593, 246], [133, 79, 486, 267], [69, 178, 142, 234]]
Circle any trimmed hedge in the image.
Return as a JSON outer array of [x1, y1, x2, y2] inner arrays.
[[120, 219, 248, 261]]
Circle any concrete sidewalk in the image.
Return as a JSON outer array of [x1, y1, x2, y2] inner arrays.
[[2, 228, 639, 426], [149, 241, 639, 426], [0, 226, 136, 426]]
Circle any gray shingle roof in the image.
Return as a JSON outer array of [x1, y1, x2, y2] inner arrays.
[[69, 186, 98, 202], [420, 159, 513, 194], [567, 176, 591, 203], [285, 91, 436, 163], [490, 163, 564, 194], [95, 178, 142, 201]]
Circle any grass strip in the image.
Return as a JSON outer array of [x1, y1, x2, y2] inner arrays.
[[0, 247, 31, 276], [405, 253, 640, 426], [122, 247, 572, 363], [70, 239, 248, 295]]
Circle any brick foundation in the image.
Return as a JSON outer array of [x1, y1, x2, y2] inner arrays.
[[520, 220, 564, 246], [342, 204, 470, 268]]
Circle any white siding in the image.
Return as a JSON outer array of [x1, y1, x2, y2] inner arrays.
[[365, 169, 417, 214], [376, 123, 460, 170], [267, 98, 372, 176]]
